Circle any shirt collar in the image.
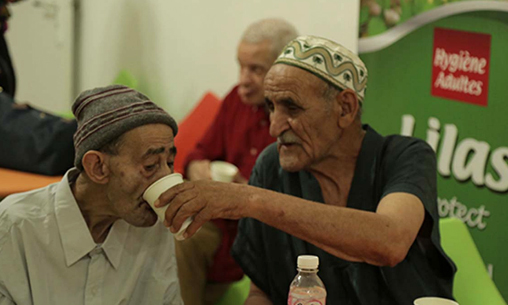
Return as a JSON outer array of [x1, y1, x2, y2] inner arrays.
[[346, 124, 385, 210], [54, 168, 129, 269], [101, 220, 129, 270], [54, 168, 96, 267], [284, 125, 384, 205]]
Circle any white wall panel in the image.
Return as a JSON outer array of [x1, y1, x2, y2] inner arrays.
[[78, 0, 360, 121], [6, 0, 75, 114]]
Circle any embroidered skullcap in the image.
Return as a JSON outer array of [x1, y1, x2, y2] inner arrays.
[[274, 35, 368, 102], [72, 85, 178, 169]]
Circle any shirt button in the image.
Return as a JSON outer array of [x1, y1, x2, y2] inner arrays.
[[250, 148, 258, 156], [92, 287, 98, 295], [252, 106, 259, 112], [260, 120, 267, 126], [90, 247, 102, 256]]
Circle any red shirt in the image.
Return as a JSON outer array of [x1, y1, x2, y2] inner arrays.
[[183, 86, 274, 282]]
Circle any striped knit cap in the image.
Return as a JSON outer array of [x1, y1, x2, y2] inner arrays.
[[72, 85, 178, 169]]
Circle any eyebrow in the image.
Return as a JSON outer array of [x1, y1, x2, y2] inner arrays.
[[265, 97, 303, 109], [142, 145, 177, 158], [142, 147, 165, 159], [143, 146, 177, 158]]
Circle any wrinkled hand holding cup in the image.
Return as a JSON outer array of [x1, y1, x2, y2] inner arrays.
[[414, 297, 459, 305], [143, 173, 192, 241], [210, 161, 239, 183]]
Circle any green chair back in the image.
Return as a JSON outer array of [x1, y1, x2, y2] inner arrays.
[[215, 276, 250, 305], [57, 70, 140, 120], [113, 69, 139, 90], [439, 217, 506, 305]]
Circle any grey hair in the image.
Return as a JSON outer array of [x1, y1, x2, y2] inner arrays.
[[241, 18, 298, 59], [321, 82, 363, 117], [322, 82, 341, 103]]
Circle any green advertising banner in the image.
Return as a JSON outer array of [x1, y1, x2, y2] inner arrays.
[[358, 0, 508, 301]]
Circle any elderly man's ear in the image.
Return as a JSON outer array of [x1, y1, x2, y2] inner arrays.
[[82, 151, 111, 184], [335, 89, 360, 129]]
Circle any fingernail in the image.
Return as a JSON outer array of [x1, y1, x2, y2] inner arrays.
[[183, 232, 188, 239], [163, 220, 169, 227], [169, 226, 176, 233], [154, 199, 160, 207]]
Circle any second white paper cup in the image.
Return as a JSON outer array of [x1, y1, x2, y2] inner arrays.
[[143, 173, 192, 241], [210, 161, 239, 182], [414, 297, 459, 305]]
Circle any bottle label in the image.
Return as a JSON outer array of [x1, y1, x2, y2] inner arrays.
[[288, 284, 326, 305], [287, 296, 325, 305]]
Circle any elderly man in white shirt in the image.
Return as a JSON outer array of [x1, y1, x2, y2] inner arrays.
[[0, 85, 183, 305]]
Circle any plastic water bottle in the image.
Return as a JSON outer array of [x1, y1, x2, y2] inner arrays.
[[288, 255, 327, 305]]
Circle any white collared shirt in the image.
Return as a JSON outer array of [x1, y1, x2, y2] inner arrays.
[[0, 169, 183, 305]]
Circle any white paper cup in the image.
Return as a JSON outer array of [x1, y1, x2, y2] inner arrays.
[[414, 297, 459, 305], [210, 161, 239, 182], [143, 173, 192, 241]]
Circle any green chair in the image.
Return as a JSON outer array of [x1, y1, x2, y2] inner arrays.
[[113, 69, 139, 90], [215, 276, 251, 305], [439, 217, 506, 305], [57, 70, 140, 120]]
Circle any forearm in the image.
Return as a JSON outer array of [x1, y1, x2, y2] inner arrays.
[[244, 187, 423, 266], [183, 132, 223, 176], [244, 282, 273, 305], [244, 295, 273, 305], [162, 181, 423, 266]]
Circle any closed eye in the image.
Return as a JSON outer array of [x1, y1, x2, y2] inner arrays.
[[265, 98, 274, 112], [281, 98, 303, 112], [144, 164, 157, 171], [265, 97, 304, 114], [251, 65, 264, 75], [287, 104, 299, 111]]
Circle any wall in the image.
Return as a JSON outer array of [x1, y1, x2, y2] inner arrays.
[[6, 0, 359, 120], [5, 0, 75, 114], [77, 0, 360, 121]]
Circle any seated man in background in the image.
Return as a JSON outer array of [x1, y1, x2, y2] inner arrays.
[[0, 0, 23, 97], [0, 85, 183, 304], [159, 36, 456, 304], [178, 18, 298, 305]]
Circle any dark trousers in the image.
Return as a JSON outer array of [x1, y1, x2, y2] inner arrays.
[[0, 31, 15, 97]]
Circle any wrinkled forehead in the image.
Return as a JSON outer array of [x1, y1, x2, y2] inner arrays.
[[119, 124, 175, 152]]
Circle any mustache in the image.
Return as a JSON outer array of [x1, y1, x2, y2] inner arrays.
[[277, 131, 302, 145]]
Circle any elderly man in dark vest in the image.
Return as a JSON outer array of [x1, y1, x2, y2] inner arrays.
[[157, 36, 456, 305]]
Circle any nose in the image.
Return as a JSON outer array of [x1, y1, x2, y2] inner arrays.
[[239, 68, 253, 86], [162, 161, 174, 176], [269, 109, 290, 138], [154, 162, 173, 181]]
